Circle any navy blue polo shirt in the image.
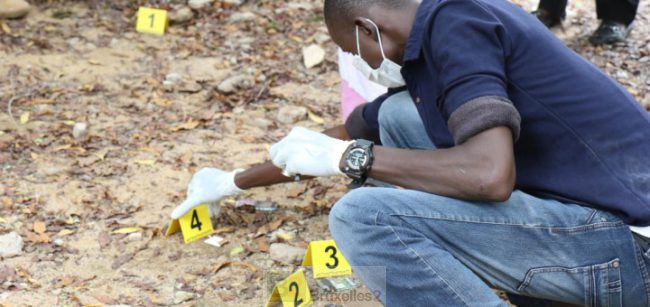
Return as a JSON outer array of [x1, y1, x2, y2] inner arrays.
[[362, 0, 650, 225]]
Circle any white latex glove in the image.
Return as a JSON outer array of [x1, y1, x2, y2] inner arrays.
[[171, 168, 244, 219], [270, 127, 353, 177]]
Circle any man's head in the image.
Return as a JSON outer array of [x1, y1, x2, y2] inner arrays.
[[324, 0, 420, 68]]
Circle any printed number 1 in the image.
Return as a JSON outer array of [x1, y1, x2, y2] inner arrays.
[[289, 281, 303, 306], [191, 209, 202, 231], [149, 13, 155, 28]]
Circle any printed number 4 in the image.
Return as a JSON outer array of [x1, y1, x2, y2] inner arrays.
[[149, 13, 155, 28], [325, 246, 339, 269], [289, 282, 303, 307], [191, 209, 202, 231]]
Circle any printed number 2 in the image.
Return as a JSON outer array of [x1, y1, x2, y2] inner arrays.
[[149, 13, 155, 28], [191, 209, 202, 231], [325, 246, 339, 269], [289, 282, 303, 306]]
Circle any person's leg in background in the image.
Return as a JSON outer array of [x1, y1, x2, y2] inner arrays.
[[0, 0, 31, 19], [590, 0, 640, 44], [533, 0, 568, 27], [329, 91, 650, 306]]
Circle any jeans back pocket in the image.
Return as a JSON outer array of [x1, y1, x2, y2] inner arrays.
[[517, 258, 622, 307]]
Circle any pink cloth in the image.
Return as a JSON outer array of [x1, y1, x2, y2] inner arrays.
[[338, 49, 387, 123], [340, 80, 368, 122]]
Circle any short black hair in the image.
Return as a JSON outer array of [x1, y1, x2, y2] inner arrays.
[[323, 0, 404, 30]]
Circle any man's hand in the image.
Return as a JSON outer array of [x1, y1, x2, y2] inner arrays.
[[270, 127, 353, 178], [171, 168, 244, 219]]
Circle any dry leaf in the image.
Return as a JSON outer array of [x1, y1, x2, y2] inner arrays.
[[33, 221, 46, 234], [213, 261, 257, 274], [53, 144, 73, 151], [255, 218, 285, 237], [307, 110, 325, 124], [112, 227, 142, 234], [56, 229, 75, 237], [256, 238, 269, 253], [133, 159, 156, 166], [287, 186, 307, 198], [54, 276, 76, 288], [20, 112, 30, 124], [30, 98, 55, 105], [0, 21, 11, 34], [219, 293, 236, 302], [170, 120, 200, 132], [214, 227, 236, 234]]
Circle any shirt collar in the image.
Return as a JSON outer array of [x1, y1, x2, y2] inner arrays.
[[403, 0, 438, 62]]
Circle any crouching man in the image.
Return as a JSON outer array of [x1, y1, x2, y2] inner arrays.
[[172, 0, 650, 305]]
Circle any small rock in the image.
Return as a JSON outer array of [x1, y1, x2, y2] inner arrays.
[[163, 73, 185, 92], [41, 166, 69, 176], [0, 0, 31, 19], [72, 122, 88, 141], [126, 233, 143, 242], [222, 0, 244, 6], [277, 106, 307, 124], [173, 291, 195, 304], [269, 243, 306, 265], [163, 80, 175, 92], [251, 118, 272, 129], [217, 74, 253, 94], [229, 12, 256, 23], [169, 6, 193, 23], [53, 238, 64, 246], [302, 44, 326, 69], [165, 73, 183, 83], [314, 33, 331, 44], [188, 0, 214, 10], [0, 232, 23, 258]]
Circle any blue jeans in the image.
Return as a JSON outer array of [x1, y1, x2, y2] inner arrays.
[[329, 92, 650, 306]]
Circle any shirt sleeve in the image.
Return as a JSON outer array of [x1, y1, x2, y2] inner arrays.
[[431, 0, 520, 144]]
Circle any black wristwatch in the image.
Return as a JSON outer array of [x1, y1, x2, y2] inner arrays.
[[341, 139, 375, 186]]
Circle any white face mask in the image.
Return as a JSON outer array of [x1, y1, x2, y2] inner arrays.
[[352, 18, 406, 88]]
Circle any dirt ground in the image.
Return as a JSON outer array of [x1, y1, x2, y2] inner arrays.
[[0, 0, 648, 306]]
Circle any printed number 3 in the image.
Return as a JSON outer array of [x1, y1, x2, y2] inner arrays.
[[149, 13, 155, 28], [325, 246, 339, 269], [191, 209, 202, 231], [289, 281, 303, 306]]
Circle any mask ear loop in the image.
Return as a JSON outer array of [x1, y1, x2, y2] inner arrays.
[[355, 25, 363, 57], [364, 18, 387, 60]]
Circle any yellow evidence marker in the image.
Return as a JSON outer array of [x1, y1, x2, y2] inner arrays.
[[165, 204, 213, 244], [301, 240, 352, 279], [266, 269, 313, 307], [136, 7, 168, 35]]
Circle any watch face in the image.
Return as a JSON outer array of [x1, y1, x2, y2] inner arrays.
[[347, 148, 368, 171]]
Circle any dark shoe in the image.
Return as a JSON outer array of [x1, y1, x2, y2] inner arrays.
[[589, 21, 631, 45], [532, 9, 563, 28]]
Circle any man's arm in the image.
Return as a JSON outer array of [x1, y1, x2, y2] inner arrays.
[[234, 125, 350, 190], [368, 126, 516, 202]]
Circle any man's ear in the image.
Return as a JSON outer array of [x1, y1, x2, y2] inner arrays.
[[354, 18, 379, 42]]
